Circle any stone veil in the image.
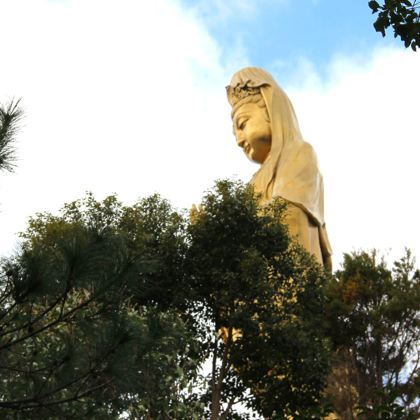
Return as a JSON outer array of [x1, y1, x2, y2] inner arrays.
[[227, 67, 333, 270]]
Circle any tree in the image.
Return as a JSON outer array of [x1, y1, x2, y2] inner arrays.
[[325, 249, 420, 418], [1, 181, 333, 418], [0, 99, 22, 172], [187, 180, 331, 419], [0, 193, 203, 419], [368, 0, 420, 50]]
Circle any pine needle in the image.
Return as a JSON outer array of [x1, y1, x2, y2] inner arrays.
[[0, 99, 23, 172]]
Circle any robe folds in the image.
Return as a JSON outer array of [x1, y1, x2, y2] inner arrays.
[[227, 67, 333, 270]]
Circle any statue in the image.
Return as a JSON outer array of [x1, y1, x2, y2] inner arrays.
[[226, 67, 332, 270]]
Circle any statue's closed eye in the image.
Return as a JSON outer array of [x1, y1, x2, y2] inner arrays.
[[236, 117, 248, 130]]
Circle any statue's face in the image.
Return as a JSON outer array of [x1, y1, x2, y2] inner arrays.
[[233, 102, 271, 164]]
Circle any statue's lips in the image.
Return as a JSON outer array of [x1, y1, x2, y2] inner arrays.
[[244, 144, 251, 155]]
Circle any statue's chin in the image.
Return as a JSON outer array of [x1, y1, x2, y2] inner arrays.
[[248, 153, 267, 165], [246, 153, 258, 164], [245, 145, 271, 164]]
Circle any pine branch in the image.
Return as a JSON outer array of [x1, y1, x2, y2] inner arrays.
[[0, 99, 23, 172]]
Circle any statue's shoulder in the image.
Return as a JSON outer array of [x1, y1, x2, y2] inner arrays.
[[300, 140, 315, 153], [296, 140, 318, 163]]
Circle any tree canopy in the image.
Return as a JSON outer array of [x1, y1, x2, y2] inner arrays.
[[0, 181, 332, 418], [325, 249, 420, 418], [369, 0, 420, 50], [0, 193, 203, 419], [187, 180, 331, 418]]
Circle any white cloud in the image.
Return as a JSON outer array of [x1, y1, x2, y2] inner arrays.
[[186, 0, 257, 22], [286, 47, 420, 267], [185, 0, 289, 25], [0, 0, 418, 272], [0, 0, 253, 255]]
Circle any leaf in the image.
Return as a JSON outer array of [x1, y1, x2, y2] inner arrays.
[[374, 19, 387, 37], [368, 0, 381, 12]]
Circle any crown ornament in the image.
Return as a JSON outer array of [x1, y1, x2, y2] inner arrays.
[[226, 80, 261, 108]]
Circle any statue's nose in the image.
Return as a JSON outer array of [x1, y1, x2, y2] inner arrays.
[[236, 132, 246, 148]]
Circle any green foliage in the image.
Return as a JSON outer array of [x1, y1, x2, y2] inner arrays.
[[326, 249, 420, 418], [0, 181, 332, 418], [368, 0, 420, 50], [357, 388, 418, 419], [187, 180, 331, 418], [0, 99, 22, 172], [0, 193, 201, 418]]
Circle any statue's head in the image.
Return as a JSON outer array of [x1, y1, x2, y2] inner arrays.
[[227, 67, 304, 176], [228, 84, 271, 164]]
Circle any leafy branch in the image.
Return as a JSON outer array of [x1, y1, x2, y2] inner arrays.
[[369, 0, 420, 50]]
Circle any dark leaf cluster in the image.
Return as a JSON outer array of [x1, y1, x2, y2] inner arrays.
[[368, 0, 420, 50], [0, 193, 202, 419], [187, 180, 331, 418], [0, 180, 332, 418], [325, 249, 420, 418]]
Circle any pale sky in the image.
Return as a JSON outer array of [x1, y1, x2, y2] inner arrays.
[[0, 0, 419, 270]]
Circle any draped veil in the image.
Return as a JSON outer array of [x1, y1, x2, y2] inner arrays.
[[227, 67, 332, 268]]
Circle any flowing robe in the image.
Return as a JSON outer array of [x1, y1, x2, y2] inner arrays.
[[228, 67, 333, 270]]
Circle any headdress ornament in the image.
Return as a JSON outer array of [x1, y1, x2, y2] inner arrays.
[[226, 80, 261, 109]]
